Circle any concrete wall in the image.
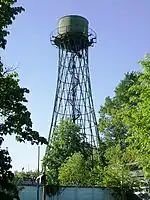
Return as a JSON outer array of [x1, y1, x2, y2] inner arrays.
[[19, 186, 115, 200]]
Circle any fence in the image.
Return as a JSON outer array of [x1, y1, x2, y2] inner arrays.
[[19, 186, 115, 200]]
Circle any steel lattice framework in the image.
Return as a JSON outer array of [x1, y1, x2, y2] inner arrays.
[[48, 25, 100, 149]]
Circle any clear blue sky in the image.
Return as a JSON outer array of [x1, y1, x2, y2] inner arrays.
[[1, 0, 150, 171]]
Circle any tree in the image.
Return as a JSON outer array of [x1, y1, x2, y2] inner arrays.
[[58, 152, 91, 186], [102, 144, 143, 198], [58, 152, 103, 187], [0, 0, 47, 144], [58, 146, 143, 196], [98, 69, 146, 197], [0, 59, 48, 198], [0, 0, 24, 49], [99, 71, 140, 148], [122, 54, 150, 177], [42, 119, 85, 185], [0, 138, 20, 200], [0, 1, 47, 199], [98, 71, 141, 176], [0, 60, 47, 144], [14, 170, 40, 181]]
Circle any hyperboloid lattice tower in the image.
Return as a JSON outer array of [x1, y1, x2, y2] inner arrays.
[[48, 15, 100, 148]]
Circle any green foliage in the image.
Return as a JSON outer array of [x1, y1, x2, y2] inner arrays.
[[0, 138, 19, 200], [43, 120, 103, 197], [58, 145, 143, 195], [58, 152, 103, 187], [43, 54, 150, 197], [0, 0, 24, 49], [99, 71, 140, 148], [98, 69, 146, 196], [102, 144, 142, 195], [14, 170, 40, 181], [42, 120, 85, 185], [0, 60, 47, 145], [0, 1, 47, 199], [58, 152, 90, 186], [122, 54, 150, 177]]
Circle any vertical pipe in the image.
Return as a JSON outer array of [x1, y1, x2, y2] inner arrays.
[[37, 146, 40, 200]]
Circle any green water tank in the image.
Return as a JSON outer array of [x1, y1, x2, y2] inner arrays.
[[58, 15, 89, 36]]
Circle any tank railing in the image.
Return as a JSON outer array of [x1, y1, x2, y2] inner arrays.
[[50, 25, 97, 44]]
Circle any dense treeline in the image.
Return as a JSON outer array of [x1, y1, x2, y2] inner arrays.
[[43, 55, 150, 198]]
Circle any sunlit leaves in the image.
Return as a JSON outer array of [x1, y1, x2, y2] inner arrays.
[[58, 152, 90, 186], [14, 170, 40, 181], [58, 151, 104, 187], [121, 54, 150, 177], [42, 120, 85, 185], [98, 69, 146, 194], [102, 144, 143, 196], [98, 72, 140, 148]]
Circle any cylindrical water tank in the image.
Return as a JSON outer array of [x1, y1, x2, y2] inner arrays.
[[58, 15, 89, 36]]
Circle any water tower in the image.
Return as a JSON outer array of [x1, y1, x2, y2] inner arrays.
[[48, 15, 100, 150]]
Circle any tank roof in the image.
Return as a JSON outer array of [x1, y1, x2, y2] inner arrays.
[[59, 15, 89, 23]]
